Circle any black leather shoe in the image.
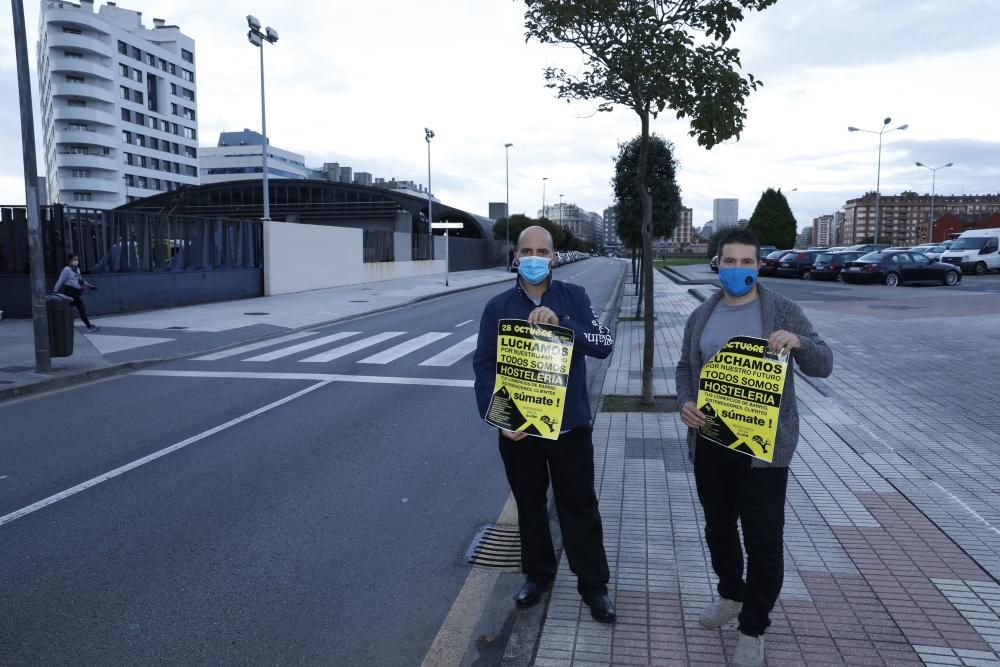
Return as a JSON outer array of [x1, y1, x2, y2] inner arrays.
[[584, 594, 617, 623], [514, 578, 552, 608]]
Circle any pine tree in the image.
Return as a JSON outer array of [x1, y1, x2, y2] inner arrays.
[[748, 188, 797, 249]]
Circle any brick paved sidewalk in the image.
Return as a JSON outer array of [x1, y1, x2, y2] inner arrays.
[[532, 272, 1000, 667]]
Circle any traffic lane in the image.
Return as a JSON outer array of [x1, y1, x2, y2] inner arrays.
[[0, 378, 508, 666], [0, 374, 315, 517]]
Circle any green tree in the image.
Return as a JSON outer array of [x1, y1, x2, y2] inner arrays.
[[707, 227, 731, 258], [613, 132, 682, 264], [747, 188, 797, 249], [523, 0, 776, 404], [493, 213, 533, 245]]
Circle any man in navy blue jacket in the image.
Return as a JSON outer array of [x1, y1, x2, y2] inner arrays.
[[473, 226, 617, 622]]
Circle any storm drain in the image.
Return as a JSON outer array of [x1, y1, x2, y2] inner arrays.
[[465, 523, 521, 569], [243, 312, 270, 316]]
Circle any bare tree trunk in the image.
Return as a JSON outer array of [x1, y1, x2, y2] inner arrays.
[[638, 110, 655, 405], [634, 251, 643, 319], [631, 241, 638, 290]]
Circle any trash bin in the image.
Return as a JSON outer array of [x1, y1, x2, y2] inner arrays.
[[46, 293, 75, 357]]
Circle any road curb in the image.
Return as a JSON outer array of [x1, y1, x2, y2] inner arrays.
[[0, 272, 516, 404], [656, 265, 719, 286]]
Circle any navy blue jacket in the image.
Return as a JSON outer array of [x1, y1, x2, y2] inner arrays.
[[473, 279, 614, 432]]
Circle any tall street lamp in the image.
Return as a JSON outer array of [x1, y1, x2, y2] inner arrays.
[[915, 161, 953, 235], [504, 143, 513, 253], [425, 128, 445, 285], [559, 193, 564, 226], [247, 16, 278, 221], [848, 117, 908, 244], [542, 177, 548, 219]]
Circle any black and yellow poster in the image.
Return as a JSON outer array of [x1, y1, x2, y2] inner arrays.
[[486, 319, 574, 440], [696, 336, 789, 462]]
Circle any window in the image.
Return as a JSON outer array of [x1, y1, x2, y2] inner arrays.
[[119, 63, 129, 77], [170, 83, 177, 95], [64, 51, 83, 59], [181, 49, 194, 63], [69, 145, 87, 154], [150, 178, 161, 191], [73, 192, 93, 201], [134, 112, 145, 125], [146, 53, 156, 66], [150, 158, 160, 170], [137, 176, 148, 189], [169, 63, 177, 76], [122, 130, 132, 143], [65, 75, 84, 83], [132, 69, 143, 83], [133, 91, 144, 104], [183, 164, 197, 177], [67, 99, 86, 107], [131, 46, 142, 61], [62, 27, 82, 35], [170, 123, 179, 135], [118, 40, 128, 55], [147, 116, 157, 130], [137, 155, 147, 168], [171, 103, 179, 116], [181, 68, 194, 83], [159, 58, 168, 72], [70, 169, 91, 178], [68, 122, 87, 131], [182, 126, 196, 140], [182, 107, 195, 121], [149, 137, 159, 150], [120, 86, 130, 100], [123, 152, 133, 165], [181, 88, 195, 102], [135, 134, 146, 147], [184, 145, 197, 159]]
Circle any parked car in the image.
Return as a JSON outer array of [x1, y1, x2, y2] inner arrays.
[[923, 241, 952, 261], [710, 254, 719, 272], [758, 249, 791, 277], [843, 243, 890, 253], [809, 251, 865, 281], [939, 228, 1000, 275], [776, 250, 823, 278], [841, 250, 962, 286], [759, 245, 778, 259]]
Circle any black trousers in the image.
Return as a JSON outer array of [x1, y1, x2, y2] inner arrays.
[[60, 285, 93, 328], [498, 427, 609, 597], [694, 436, 788, 637]]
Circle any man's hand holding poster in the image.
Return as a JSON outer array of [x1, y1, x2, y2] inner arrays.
[[486, 319, 574, 440], [696, 335, 789, 462]]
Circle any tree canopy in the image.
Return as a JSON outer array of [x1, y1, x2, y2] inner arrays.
[[613, 133, 682, 248], [493, 214, 588, 251], [747, 188, 797, 249]]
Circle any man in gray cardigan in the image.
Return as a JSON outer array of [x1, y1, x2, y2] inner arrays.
[[675, 229, 833, 667]]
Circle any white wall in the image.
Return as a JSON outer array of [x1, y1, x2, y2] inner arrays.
[[263, 221, 445, 296]]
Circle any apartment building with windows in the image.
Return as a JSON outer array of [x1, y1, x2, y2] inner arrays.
[[199, 129, 307, 184], [842, 191, 1000, 245], [670, 206, 694, 245], [37, 0, 199, 208], [603, 206, 621, 248], [812, 214, 833, 247], [712, 198, 739, 231]]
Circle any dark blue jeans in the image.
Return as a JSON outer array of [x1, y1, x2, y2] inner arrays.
[[694, 436, 788, 637]]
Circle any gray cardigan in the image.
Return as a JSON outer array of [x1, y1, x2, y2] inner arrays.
[[675, 284, 833, 468]]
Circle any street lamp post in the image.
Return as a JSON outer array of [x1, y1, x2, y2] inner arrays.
[[425, 128, 444, 285], [559, 194, 564, 226], [504, 143, 513, 256], [11, 0, 49, 371], [848, 117, 908, 244], [915, 161, 953, 236], [247, 16, 278, 222], [542, 177, 548, 219]]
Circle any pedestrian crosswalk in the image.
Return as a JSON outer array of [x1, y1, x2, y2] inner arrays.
[[194, 329, 479, 368]]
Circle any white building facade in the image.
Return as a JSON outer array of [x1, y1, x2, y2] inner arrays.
[[712, 198, 739, 231], [199, 129, 307, 184], [37, 0, 200, 208]]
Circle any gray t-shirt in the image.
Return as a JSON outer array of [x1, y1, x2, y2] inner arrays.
[[699, 298, 763, 366]]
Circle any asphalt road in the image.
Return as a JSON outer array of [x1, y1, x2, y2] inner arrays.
[[0, 258, 626, 666]]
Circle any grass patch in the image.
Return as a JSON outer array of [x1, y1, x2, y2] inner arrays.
[[601, 395, 678, 413], [654, 257, 710, 267]]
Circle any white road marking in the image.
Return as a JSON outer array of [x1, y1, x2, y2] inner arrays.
[[135, 369, 474, 388], [86, 334, 175, 354], [419, 334, 478, 367], [194, 330, 320, 361], [357, 332, 451, 364], [244, 331, 361, 362], [455, 319, 475, 328], [0, 379, 335, 528], [299, 331, 405, 363]]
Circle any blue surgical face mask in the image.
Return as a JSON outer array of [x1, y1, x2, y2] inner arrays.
[[718, 267, 757, 297], [517, 256, 551, 285]]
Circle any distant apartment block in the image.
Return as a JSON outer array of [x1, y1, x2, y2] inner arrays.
[[589, 211, 604, 248], [712, 199, 739, 231], [38, 0, 200, 208], [812, 214, 833, 247], [797, 226, 813, 248], [543, 202, 594, 245], [603, 206, 621, 247], [199, 129, 306, 184], [842, 191, 1000, 245], [671, 206, 694, 245]]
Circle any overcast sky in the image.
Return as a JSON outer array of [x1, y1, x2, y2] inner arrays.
[[2, 0, 999, 231]]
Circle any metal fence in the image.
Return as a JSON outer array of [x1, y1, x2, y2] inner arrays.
[[412, 232, 434, 261], [0, 205, 262, 275], [363, 229, 394, 263]]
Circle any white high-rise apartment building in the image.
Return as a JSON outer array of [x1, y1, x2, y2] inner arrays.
[[37, 0, 199, 209], [712, 198, 739, 231]]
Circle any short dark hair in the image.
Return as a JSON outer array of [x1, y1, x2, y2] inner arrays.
[[718, 228, 761, 259], [66, 253, 78, 264]]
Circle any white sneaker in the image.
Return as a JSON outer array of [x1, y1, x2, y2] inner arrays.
[[698, 597, 742, 628], [732, 632, 765, 667]]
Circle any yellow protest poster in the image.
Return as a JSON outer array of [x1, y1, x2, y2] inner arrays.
[[486, 318, 574, 440], [696, 335, 789, 462]]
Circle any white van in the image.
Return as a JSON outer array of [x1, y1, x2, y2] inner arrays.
[[940, 228, 1000, 275]]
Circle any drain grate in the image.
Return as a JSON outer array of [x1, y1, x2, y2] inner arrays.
[[165, 326, 189, 330], [348, 300, 368, 303], [465, 523, 521, 569], [243, 312, 270, 316]]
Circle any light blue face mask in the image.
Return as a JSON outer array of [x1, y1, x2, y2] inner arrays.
[[517, 256, 551, 285], [718, 267, 757, 296]]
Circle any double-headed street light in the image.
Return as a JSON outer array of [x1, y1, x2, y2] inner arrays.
[[542, 177, 549, 219], [247, 16, 278, 221], [915, 161, 953, 233], [504, 143, 513, 253], [848, 117, 908, 244], [425, 128, 446, 285]]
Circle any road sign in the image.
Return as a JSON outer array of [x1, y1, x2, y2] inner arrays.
[[431, 222, 463, 229]]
